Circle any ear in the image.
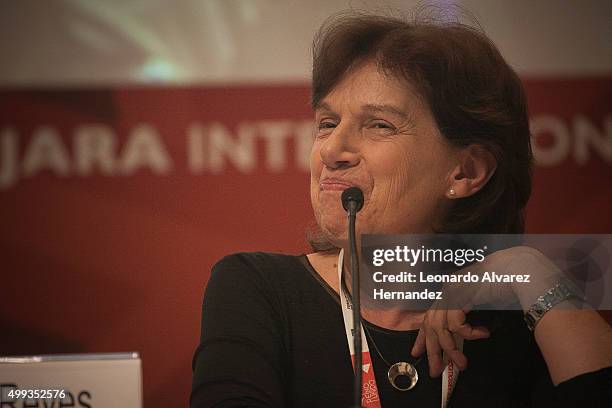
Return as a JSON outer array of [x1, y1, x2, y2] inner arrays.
[[447, 145, 497, 199]]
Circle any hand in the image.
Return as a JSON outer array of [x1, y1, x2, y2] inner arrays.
[[410, 246, 562, 377], [410, 307, 489, 377]]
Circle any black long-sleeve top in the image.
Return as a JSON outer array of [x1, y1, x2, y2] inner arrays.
[[191, 252, 611, 407]]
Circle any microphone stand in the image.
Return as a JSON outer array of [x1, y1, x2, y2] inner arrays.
[[347, 200, 362, 408], [341, 187, 364, 408]]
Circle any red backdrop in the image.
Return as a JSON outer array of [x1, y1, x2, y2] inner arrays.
[[1, 78, 610, 407]]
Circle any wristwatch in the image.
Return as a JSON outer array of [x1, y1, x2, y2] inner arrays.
[[523, 280, 580, 331]]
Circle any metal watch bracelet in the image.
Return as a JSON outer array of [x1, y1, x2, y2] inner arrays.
[[524, 280, 581, 331]]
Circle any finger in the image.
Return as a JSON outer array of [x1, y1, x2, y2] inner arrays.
[[445, 348, 468, 371], [425, 328, 443, 377], [431, 310, 467, 371], [411, 325, 426, 357], [430, 310, 459, 354], [447, 310, 490, 340], [437, 328, 468, 371], [436, 327, 458, 354], [451, 323, 490, 340]]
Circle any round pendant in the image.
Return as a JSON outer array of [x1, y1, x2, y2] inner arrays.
[[387, 362, 418, 391]]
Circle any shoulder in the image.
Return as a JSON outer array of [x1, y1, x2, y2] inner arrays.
[[212, 252, 303, 278], [202, 253, 304, 314], [214, 251, 301, 268], [208, 252, 307, 293], [206, 251, 342, 307]]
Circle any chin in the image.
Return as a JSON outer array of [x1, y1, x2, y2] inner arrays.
[[325, 232, 348, 249], [314, 214, 347, 247]]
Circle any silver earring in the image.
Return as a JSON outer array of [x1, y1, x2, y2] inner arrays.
[[449, 188, 456, 197]]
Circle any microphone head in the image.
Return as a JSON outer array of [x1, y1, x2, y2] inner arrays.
[[341, 187, 364, 212]]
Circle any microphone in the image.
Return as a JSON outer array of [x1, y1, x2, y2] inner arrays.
[[341, 187, 364, 213], [341, 187, 364, 408]]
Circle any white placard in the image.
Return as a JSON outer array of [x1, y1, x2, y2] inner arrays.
[[0, 353, 142, 408]]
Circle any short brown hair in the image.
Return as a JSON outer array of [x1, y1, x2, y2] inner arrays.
[[310, 12, 532, 246]]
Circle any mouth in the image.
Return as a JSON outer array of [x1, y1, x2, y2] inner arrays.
[[319, 178, 357, 191]]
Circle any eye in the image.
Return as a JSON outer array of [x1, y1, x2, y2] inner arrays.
[[369, 120, 396, 132], [316, 120, 337, 138], [318, 120, 337, 130]]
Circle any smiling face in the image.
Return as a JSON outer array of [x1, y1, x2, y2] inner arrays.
[[310, 60, 461, 248]]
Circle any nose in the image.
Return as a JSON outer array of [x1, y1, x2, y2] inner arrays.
[[319, 122, 361, 170]]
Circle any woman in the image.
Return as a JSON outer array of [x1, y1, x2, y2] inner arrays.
[[191, 13, 611, 407]]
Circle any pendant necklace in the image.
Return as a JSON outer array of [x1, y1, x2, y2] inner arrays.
[[362, 323, 425, 392]]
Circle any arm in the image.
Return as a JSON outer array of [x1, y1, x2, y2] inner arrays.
[[190, 254, 287, 408], [534, 307, 612, 383], [511, 250, 612, 385], [412, 247, 612, 387]]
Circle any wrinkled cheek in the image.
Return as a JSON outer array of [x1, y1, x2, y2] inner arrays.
[[315, 193, 346, 232], [309, 142, 322, 174], [310, 189, 321, 224]]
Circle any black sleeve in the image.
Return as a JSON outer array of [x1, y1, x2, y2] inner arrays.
[[555, 366, 612, 408], [525, 327, 612, 407], [190, 254, 288, 408], [450, 311, 611, 407]]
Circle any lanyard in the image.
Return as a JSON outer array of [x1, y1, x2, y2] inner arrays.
[[337, 249, 462, 408]]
